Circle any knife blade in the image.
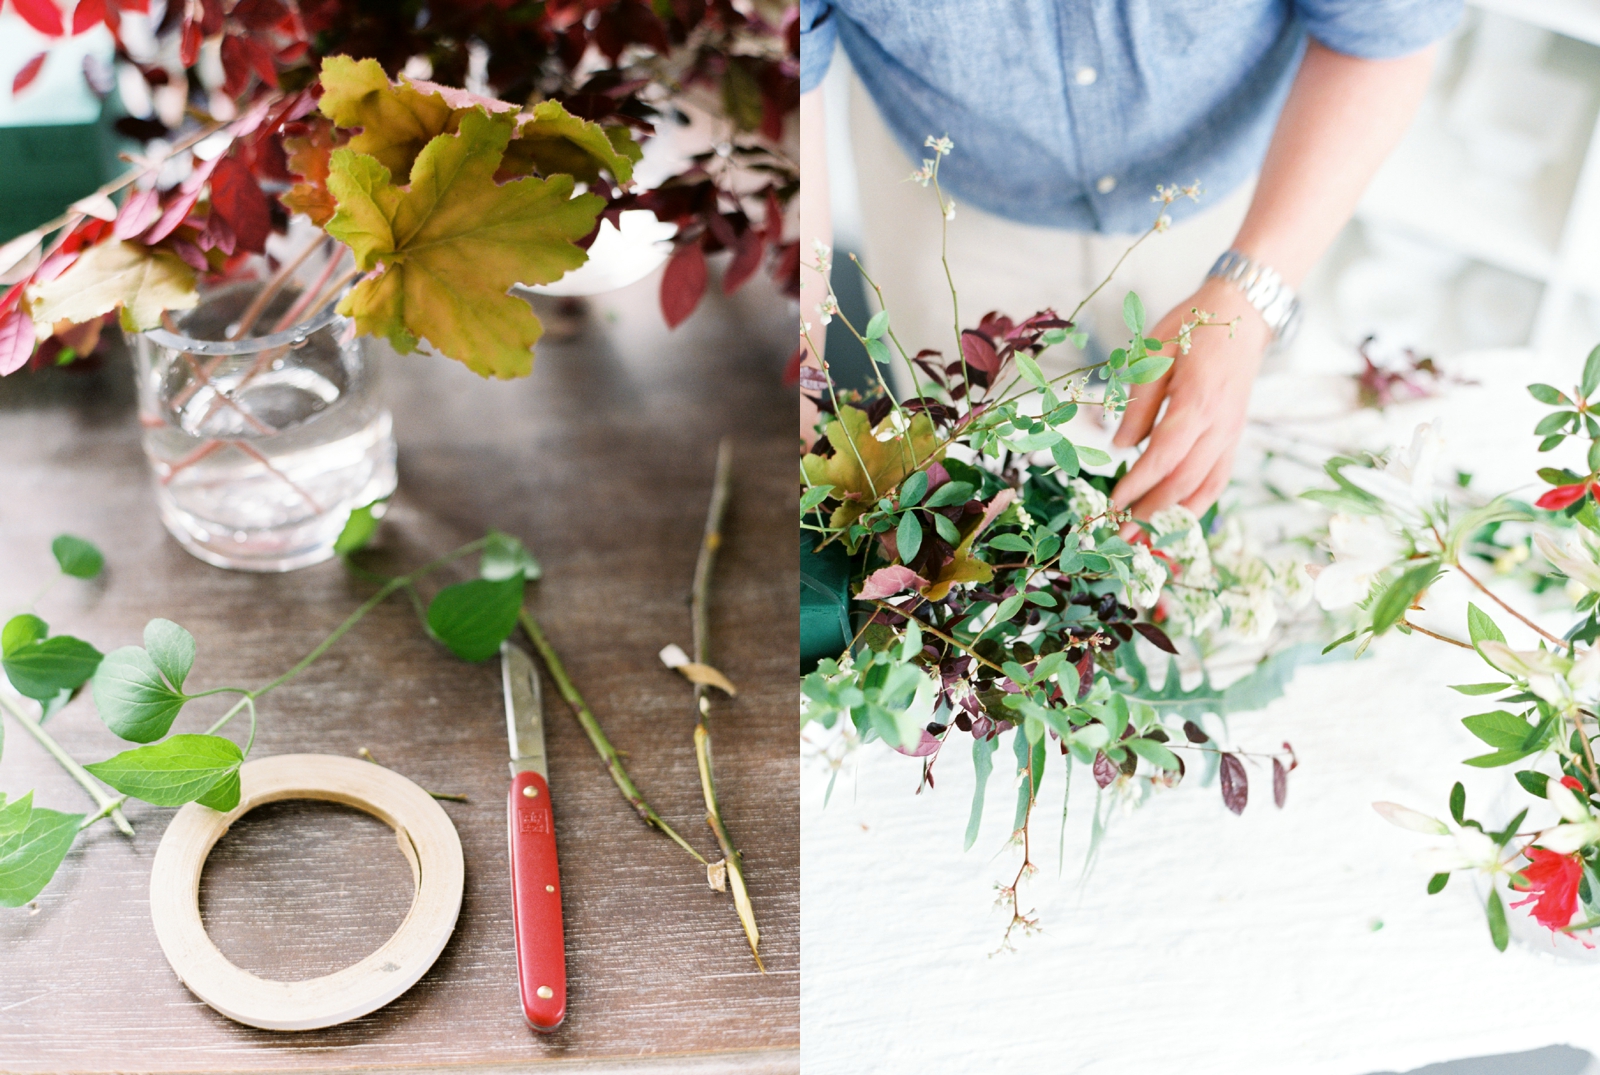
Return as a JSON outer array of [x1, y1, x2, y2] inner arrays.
[[501, 641, 567, 1032]]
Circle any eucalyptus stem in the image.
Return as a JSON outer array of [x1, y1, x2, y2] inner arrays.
[[0, 694, 134, 836], [517, 608, 708, 865], [689, 440, 763, 970]]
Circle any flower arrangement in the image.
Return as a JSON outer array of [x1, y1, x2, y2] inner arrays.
[[798, 139, 1321, 946], [0, 0, 798, 372], [1316, 360, 1600, 952]]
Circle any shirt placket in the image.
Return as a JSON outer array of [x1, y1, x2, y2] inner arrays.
[[1054, 0, 1124, 232]]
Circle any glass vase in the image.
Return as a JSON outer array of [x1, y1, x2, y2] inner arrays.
[[132, 280, 397, 572]]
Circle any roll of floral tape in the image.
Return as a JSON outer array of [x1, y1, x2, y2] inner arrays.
[[148, 753, 464, 1031]]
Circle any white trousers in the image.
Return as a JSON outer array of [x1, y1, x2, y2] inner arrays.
[[847, 73, 1255, 387]]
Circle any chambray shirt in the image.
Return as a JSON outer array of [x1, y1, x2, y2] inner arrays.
[[800, 1, 1461, 233]]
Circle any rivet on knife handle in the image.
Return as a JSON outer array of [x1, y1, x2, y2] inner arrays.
[[508, 769, 565, 1030]]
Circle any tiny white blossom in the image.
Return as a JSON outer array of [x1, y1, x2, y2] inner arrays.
[[943, 200, 956, 221], [1067, 478, 1109, 524], [811, 239, 832, 273], [1014, 504, 1034, 530], [1128, 544, 1166, 609], [909, 159, 935, 187], [925, 134, 953, 156], [872, 409, 911, 442], [815, 296, 838, 326]]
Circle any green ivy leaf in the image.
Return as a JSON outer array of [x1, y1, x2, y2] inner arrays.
[[91, 647, 187, 743], [426, 574, 526, 661], [480, 530, 542, 582], [85, 734, 243, 808], [2, 633, 104, 704], [896, 511, 923, 563], [50, 535, 104, 579], [334, 499, 386, 556], [142, 619, 195, 693], [0, 804, 82, 907]]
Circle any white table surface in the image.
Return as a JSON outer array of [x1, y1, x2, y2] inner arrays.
[[801, 349, 1600, 1074]]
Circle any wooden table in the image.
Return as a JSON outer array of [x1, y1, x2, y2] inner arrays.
[[0, 274, 798, 1073]]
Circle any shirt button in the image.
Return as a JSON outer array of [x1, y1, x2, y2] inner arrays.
[[1096, 175, 1117, 194], [1075, 66, 1097, 86]]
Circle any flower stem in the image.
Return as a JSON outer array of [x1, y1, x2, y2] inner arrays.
[[1399, 619, 1473, 650], [1452, 560, 1565, 648], [517, 608, 708, 865], [690, 440, 763, 969], [0, 694, 134, 836]]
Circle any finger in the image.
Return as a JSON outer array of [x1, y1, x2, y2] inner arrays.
[[1126, 431, 1221, 518], [1111, 369, 1171, 448], [1111, 408, 1204, 511], [1180, 449, 1236, 516]]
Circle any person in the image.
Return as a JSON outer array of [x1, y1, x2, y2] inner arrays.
[[799, 0, 1460, 519]]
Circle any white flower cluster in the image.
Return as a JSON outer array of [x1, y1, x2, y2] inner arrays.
[[1152, 508, 1311, 646]]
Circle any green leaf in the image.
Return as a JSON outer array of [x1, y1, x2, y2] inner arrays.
[[333, 499, 385, 556], [988, 534, 1033, 553], [899, 470, 928, 508], [1322, 630, 1358, 655], [0, 806, 82, 907], [1125, 737, 1181, 771], [896, 512, 923, 563], [0, 792, 32, 841], [925, 481, 974, 509], [1540, 434, 1565, 452], [1370, 561, 1440, 635], [86, 734, 244, 807], [1463, 747, 1534, 768], [933, 514, 960, 544], [3, 635, 104, 703], [1077, 445, 1112, 467], [1012, 729, 1046, 831], [90, 646, 187, 743], [1528, 383, 1568, 406], [1584, 345, 1600, 399], [965, 734, 998, 851], [1122, 355, 1173, 385], [1536, 411, 1576, 436], [425, 575, 526, 662], [1467, 603, 1506, 647], [28, 239, 197, 333], [1516, 770, 1550, 798], [1427, 872, 1450, 895], [327, 108, 604, 380], [864, 337, 892, 371], [1462, 710, 1534, 749], [480, 529, 542, 582], [995, 593, 1025, 622], [1449, 781, 1466, 824], [1, 614, 46, 656], [1449, 681, 1510, 696], [1487, 888, 1509, 951], [1014, 352, 1048, 390], [1123, 292, 1145, 334], [196, 767, 242, 812], [865, 310, 889, 339], [50, 535, 103, 579], [800, 484, 835, 512], [142, 619, 195, 692], [1051, 439, 1080, 478]]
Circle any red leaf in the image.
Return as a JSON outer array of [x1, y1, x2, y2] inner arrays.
[[207, 155, 271, 253], [1219, 753, 1248, 815], [660, 241, 707, 328], [199, 0, 222, 35], [13, 0, 65, 36], [180, 16, 202, 67], [0, 309, 37, 376], [11, 52, 47, 94], [1273, 757, 1288, 808], [721, 226, 764, 296], [1092, 750, 1117, 788], [144, 153, 221, 244], [113, 185, 161, 240], [219, 34, 250, 97], [69, 0, 103, 33], [1182, 719, 1209, 744], [230, 0, 286, 30], [1537, 482, 1591, 511], [242, 35, 277, 88], [959, 329, 999, 374], [855, 565, 929, 602], [1132, 621, 1177, 654]]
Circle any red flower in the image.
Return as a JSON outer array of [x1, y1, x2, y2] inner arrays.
[[1562, 775, 1585, 792], [1536, 482, 1593, 511], [1510, 847, 1585, 930]]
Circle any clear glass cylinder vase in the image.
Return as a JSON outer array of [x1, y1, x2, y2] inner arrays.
[[133, 281, 397, 572]]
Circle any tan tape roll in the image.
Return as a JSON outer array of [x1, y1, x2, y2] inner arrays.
[[149, 753, 464, 1031]]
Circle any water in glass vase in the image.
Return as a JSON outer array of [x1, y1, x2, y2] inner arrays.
[[135, 279, 397, 571]]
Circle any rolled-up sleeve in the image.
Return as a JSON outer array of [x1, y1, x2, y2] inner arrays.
[[1296, 0, 1463, 59], [800, 0, 836, 94]]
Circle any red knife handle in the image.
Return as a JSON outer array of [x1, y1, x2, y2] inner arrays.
[[508, 770, 566, 1032]]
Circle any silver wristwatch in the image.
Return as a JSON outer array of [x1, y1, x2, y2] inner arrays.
[[1206, 250, 1302, 344]]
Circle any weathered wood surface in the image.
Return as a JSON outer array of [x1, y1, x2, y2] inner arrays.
[[0, 274, 798, 1072]]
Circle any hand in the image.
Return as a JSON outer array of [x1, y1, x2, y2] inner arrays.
[[1110, 276, 1273, 521]]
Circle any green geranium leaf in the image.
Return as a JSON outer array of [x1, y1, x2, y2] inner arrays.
[[142, 619, 195, 693], [51, 535, 104, 579], [480, 530, 542, 582], [85, 734, 243, 808], [0, 804, 83, 907], [334, 499, 386, 556], [91, 646, 187, 743], [426, 574, 526, 661], [3, 634, 104, 704]]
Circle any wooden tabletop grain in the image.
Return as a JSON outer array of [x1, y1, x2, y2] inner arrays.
[[0, 274, 798, 1074]]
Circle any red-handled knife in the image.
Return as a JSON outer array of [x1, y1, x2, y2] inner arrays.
[[501, 642, 566, 1032]]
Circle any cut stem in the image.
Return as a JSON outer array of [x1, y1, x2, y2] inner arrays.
[[1453, 560, 1565, 648], [689, 439, 762, 969], [0, 694, 134, 836], [518, 608, 707, 865]]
